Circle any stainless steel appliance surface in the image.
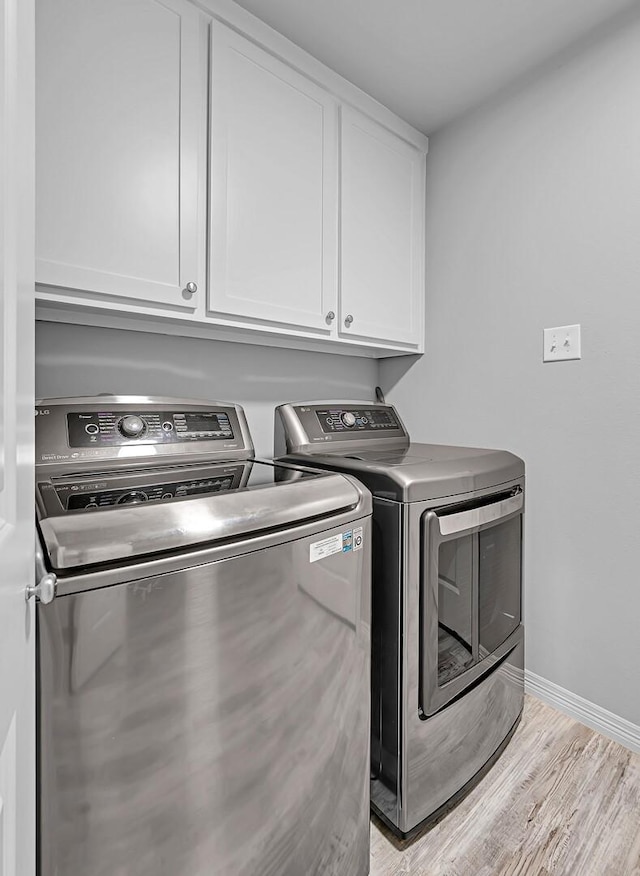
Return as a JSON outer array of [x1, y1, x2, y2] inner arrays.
[[36, 396, 372, 876], [275, 401, 525, 837]]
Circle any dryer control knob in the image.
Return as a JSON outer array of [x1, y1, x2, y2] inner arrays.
[[341, 411, 357, 428], [118, 415, 146, 438]]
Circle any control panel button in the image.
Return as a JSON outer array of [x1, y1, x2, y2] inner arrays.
[[118, 415, 146, 439], [84, 423, 99, 435], [341, 411, 357, 428], [161, 421, 174, 432]]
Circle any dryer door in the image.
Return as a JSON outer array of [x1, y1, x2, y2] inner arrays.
[[420, 487, 523, 716]]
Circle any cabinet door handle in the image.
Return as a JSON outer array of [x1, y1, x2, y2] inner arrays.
[[344, 313, 354, 327], [183, 281, 198, 298], [326, 311, 335, 322]]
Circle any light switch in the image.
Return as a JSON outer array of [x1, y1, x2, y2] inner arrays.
[[543, 324, 581, 362]]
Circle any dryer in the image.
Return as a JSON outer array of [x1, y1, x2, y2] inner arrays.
[[275, 400, 525, 837]]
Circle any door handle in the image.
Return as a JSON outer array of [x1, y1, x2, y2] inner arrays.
[[28, 536, 57, 604], [437, 491, 523, 537]]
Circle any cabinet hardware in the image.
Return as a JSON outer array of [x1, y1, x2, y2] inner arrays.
[[183, 282, 198, 297]]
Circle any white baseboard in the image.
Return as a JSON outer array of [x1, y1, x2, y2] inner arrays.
[[524, 670, 640, 754]]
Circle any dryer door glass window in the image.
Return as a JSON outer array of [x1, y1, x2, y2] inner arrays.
[[436, 517, 522, 686], [478, 515, 521, 656], [422, 489, 523, 716], [437, 534, 474, 685]]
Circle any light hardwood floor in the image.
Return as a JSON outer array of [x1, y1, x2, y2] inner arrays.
[[370, 696, 640, 876]]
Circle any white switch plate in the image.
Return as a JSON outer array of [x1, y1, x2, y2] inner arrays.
[[543, 324, 581, 362]]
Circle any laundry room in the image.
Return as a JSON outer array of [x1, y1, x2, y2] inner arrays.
[[3, 0, 640, 874]]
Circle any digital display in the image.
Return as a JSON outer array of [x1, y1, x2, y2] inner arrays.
[[181, 413, 228, 433]]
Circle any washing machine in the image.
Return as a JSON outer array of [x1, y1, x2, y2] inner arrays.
[[35, 395, 372, 876], [275, 400, 525, 837]]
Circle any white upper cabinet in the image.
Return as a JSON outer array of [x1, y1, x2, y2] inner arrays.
[[36, 0, 206, 311], [339, 107, 425, 349], [209, 22, 337, 333], [35, 0, 428, 356]]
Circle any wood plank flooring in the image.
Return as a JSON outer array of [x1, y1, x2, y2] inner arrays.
[[371, 696, 640, 876]]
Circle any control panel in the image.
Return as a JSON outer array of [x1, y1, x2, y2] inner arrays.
[[274, 401, 409, 457], [67, 409, 234, 447], [35, 397, 252, 472], [316, 407, 401, 434]]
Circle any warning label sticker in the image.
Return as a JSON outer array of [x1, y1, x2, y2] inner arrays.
[[309, 534, 343, 563], [309, 528, 364, 563]]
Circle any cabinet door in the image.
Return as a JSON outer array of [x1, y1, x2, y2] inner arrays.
[[340, 107, 425, 348], [36, 0, 205, 311], [209, 22, 337, 333]]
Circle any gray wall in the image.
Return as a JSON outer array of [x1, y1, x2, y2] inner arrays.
[[381, 11, 640, 725], [35, 322, 377, 457]]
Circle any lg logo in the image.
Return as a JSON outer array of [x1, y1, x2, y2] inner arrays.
[[35, 409, 50, 416]]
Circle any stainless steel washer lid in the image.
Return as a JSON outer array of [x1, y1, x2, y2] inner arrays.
[[35, 396, 372, 570], [38, 460, 370, 571], [279, 443, 525, 503]]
